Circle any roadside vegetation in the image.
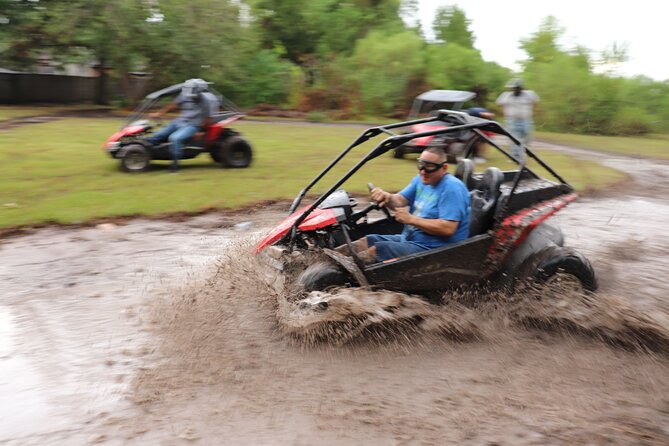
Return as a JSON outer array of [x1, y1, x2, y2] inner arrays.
[[0, 116, 627, 230], [0, 105, 112, 121], [3, 2, 668, 136], [536, 131, 669, 160]]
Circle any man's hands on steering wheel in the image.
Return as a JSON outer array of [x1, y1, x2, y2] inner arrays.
[[367, 183, 393, 220]]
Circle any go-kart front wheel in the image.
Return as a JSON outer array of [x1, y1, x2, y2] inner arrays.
[[120, 144, 151, 173], [218, 136, 252, 168], [297, 261, 353, 292]]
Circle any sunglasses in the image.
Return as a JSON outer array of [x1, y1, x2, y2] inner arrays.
[[417, 159, 445, 173]]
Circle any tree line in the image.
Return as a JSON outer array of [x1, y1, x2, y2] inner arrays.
[[1, 0, 668, 135]]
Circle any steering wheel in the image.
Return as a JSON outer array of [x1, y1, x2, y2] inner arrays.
[[367, 183, 393, 220]]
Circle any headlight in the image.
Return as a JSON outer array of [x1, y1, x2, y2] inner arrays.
[[106, 141, 120, 151]]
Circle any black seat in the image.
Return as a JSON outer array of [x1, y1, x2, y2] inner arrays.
[[454, 158, 474, 190], [468, 167, 504, 236]]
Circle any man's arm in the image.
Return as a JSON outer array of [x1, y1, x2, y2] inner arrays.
[[150, 102, 177, 119], [370, 188, 408, 210], [495, 92, 508, 106], [394, 207, 459, 237]]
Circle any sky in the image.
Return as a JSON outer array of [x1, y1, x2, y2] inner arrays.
[[414, 0, 668, 81]]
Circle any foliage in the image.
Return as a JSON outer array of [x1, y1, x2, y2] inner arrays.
[[348, 30, 425, 115], [248, 0, 406, 64], [2, 3, 668, 136], [432, 5, 474, 48], [235, 49, 295, 106], [139, 0, 255, 101], [0, 0, 150, 103], [520, 16, 565, 66]]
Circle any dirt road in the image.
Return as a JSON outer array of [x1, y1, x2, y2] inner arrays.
[[1, 144, 669, 445]]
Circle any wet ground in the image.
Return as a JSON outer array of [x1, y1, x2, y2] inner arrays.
[[1, 143, 669, 445]]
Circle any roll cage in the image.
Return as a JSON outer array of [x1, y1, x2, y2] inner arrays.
[[283, 110, 572, 246], [122, 82, 242, 129]]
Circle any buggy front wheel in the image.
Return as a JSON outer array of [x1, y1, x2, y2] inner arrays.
[[218, 136, 252, 168], [120, 144, 151, 173], [296, 262, 353, 292]]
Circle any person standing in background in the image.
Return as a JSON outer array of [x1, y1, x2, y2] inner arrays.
[[495, 79, 539, 161]]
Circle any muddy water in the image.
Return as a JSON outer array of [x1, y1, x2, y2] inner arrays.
[[1, 151, 669, 444]]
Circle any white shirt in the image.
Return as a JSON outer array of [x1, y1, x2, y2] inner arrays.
[[496, 90, 539, 120]]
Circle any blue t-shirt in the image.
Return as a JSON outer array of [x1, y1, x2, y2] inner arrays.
[[398, 173, 470, 248]]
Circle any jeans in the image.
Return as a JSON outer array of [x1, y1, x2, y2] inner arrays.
[[366, 234, 430, 262], [506, 118, 533, 161], [146, 121, 199, 168]]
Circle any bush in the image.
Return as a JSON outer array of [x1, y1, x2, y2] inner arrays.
[[348, 30, 425, 115], [306, 111, 328, 122], [610, 107, 654, 136]]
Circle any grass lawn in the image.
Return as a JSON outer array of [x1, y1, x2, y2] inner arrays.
[[536, 131, 669, 160], [0, 104, 112, 121], [0, 117, 627, 229]]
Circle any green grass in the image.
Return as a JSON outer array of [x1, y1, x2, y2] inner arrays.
[[0, 116, 626, 229], [536, 131, 669, 160], [0, 104, 113, 121]]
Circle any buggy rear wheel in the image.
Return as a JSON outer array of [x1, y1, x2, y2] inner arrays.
[[529, 246, 598, 293], [218, 135, 252, 168], [120, 144, 151, 173]]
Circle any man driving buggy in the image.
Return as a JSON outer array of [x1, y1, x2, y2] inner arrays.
[[337, 147, 471, 264], [147, 78, 218, 172]]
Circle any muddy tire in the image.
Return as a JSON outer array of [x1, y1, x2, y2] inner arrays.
[[218, 135, 252, 168], [297, 262, 352, 292], [210, 148, 221, 163], [210, 130, 238, 163], [529, 246, 598, 293], [120, 144, 151, 173]]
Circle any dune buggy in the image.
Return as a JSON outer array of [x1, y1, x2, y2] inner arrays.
[[256, 109, 597, 298], [102, 82, 252, 172], [392, 89, 490, 162]]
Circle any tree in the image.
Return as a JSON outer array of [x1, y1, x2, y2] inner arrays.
[[519, 16, 564, 66], [138, 0, 260, 105], [0, 0, 150, 104], [248, 0, 407, 65], [432, 5, 474, 48], [348, 29, 425, 115]]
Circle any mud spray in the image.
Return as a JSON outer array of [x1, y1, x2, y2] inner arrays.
[[141, 235, 669, 377], [128, 229, 669, 444]]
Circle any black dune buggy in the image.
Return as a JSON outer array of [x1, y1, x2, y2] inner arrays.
[[256, 109, 597, 298], [392, 89, 487, 162], [102, 82, 252, 172]]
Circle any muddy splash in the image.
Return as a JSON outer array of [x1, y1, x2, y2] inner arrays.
[[262, 241, 669, 354], [128, 232, 669, 444], [3, 150, 669, 443], [142, 233, 669, 368]]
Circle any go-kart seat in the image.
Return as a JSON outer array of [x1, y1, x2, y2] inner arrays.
[[468, 167, 504, 236], [454, 158, 474, 190]]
